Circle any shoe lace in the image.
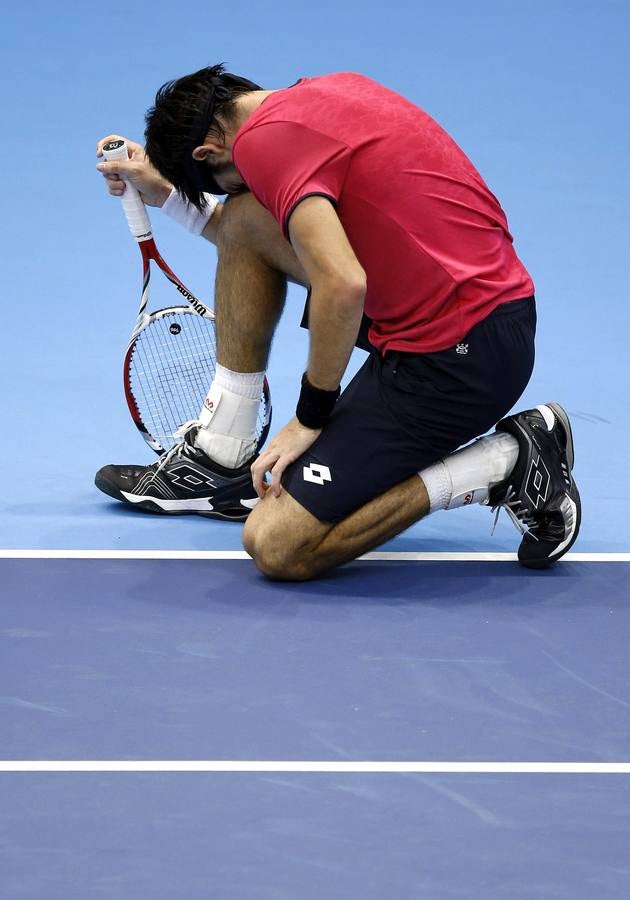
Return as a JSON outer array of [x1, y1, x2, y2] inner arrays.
[[154, 420, 199, 476], [491, 485, 539, 540]]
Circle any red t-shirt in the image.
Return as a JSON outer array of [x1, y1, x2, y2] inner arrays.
[[232, 72, 534, 354]]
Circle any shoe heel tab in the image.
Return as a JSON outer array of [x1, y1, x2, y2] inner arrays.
[[545, 402, 575, 470], [535, 405, 556, 431]]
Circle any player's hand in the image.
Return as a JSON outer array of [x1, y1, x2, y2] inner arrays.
[[96, 134, 172, 207], [251, 417, 322, 499]]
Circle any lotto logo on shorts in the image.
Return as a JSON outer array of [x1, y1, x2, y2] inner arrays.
[[303, 463, 332, 486]]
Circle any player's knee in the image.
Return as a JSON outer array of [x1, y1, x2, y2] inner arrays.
[[243, 518, 314, 581], [217, 191, 264, 249], [217, 191, 305, 285]]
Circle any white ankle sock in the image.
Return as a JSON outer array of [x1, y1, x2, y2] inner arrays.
[[212, 364, 265, 400], [194, 365, 264, 468], [419, 432, 519, 513]]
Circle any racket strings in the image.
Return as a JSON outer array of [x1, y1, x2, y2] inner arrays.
[[131, 313, 215, 449], [139, 329, 209, 414], [128, 310, 268, 452], [134, 326, 197, 439]]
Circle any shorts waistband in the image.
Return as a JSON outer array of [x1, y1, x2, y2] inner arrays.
[[487, 295, 535, 318], [383, 296, 536, 361]]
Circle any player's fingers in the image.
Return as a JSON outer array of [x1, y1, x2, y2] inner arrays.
[[129, 143, 148, 162], [251, 456, 269, 498], [96, 160, 138, 190], [269, 456, 291, 497], [96, 160, 126, 175], [252, 449, 280, 498], [97, 162, 124, 196], [124, 138, 145, 157]]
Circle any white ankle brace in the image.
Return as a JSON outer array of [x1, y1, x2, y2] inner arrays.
[[195, 379, 261, 468], [419, 432, 519, 513]]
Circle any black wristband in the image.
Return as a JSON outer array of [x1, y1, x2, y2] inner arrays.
[[296, 373, 340, 429]]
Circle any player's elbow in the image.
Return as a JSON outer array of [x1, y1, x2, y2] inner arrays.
[[327, 267, 367, 304], [344, 267, 368, 300], [310, 270, 367, 330]]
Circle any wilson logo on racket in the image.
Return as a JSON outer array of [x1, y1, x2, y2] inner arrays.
[[176, 285, 208, 316]]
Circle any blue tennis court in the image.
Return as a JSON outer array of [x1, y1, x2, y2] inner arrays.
[[2, 0, 630, 896], [2, 556, 630, 897]]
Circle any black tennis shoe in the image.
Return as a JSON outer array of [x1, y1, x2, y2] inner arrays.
[[488, 403, 581, 569], [95, 423, 258, 520]]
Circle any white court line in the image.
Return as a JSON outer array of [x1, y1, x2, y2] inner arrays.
[[0, 550, 628, 561], [0, 761, 629, 774]]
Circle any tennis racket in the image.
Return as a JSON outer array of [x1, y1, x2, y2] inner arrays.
[[101, 138, 272, 454]]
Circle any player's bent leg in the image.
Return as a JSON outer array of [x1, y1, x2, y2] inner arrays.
[[194, 192, 309, 468], [216, 191, 307, 307], [242, 475, 430, 581], [210, 193, 308, 373], [244, 401, 581, 581], [213, 197, 289, 373], [217, 191, 308, 287], [243, 491, 332, 581]]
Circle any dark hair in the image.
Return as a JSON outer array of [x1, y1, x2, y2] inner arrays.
[[144, 63, 261, 209]]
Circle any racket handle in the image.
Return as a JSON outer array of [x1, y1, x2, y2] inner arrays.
[[102, 139, 153, 242]]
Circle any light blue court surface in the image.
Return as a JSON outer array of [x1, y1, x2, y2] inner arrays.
[[2, 0, 630, 897], [1, 0, 629, 552]]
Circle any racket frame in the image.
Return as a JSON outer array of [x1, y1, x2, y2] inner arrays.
[[102, 139, 271, 454]]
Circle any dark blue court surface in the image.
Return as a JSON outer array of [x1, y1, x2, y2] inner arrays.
[[2, 559, 629, 761], [2, 774, 629, 899], [2, 559, 630, 898]]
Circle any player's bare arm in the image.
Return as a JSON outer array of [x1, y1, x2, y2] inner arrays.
[[250, 197, 366, 497], [289, 197, 366, 390]]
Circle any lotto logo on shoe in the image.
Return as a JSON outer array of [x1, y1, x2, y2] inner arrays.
[[168, 464, 216, 492], [524, 453, 551, 509], [303, 463, 332, 486]]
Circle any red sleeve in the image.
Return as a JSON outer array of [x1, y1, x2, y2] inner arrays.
[[232, 122, 352, 238]]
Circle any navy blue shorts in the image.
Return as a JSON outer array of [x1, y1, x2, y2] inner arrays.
[[282, 297, 537, 523]]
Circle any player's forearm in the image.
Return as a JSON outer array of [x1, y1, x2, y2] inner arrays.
[[306, 282, 366, 390]]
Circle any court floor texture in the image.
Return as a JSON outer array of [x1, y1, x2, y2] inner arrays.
[[2, 555, 630, 898], [2, 0, 630, 896]]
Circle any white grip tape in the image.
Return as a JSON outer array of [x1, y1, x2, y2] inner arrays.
[[102, 140, 153, 242]]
